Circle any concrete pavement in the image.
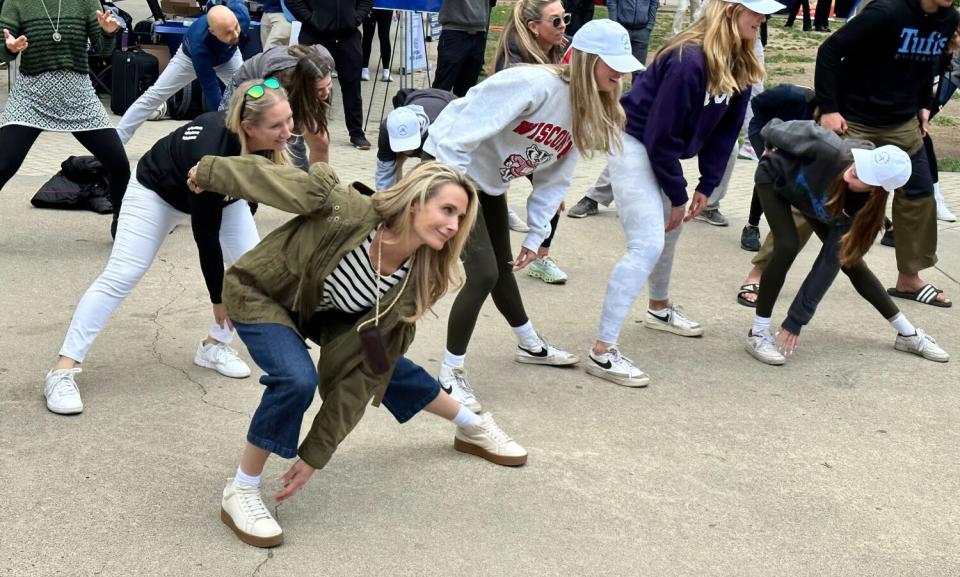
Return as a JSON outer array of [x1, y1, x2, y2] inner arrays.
[[2, 10, 960, 576]]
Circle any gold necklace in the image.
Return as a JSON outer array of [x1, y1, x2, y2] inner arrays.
[[38, 0, 63, 43]]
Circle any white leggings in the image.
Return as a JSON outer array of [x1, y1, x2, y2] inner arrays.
[[598, 133, 683, 345], [59, 178, 260, 363]]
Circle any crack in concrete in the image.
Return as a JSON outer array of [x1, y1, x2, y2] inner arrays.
[[149, 256, 247, 416], [250, 504, 282, 576]]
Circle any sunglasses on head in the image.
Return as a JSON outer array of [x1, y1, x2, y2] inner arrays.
[[549, 13, 572, 27], [246, 77, 281, 99]]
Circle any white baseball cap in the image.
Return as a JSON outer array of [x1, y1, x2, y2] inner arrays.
[[570, 19, 645, 74], [722, 0, 787, 14], [386, 105, 428, 152], [851, 145, 912, 192]]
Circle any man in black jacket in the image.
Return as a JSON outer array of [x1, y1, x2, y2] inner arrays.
[[816, 0, 958, 307], [286, 0, 373, 149]]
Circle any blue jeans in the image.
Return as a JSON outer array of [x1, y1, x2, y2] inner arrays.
[[235, 321, 441, 459]]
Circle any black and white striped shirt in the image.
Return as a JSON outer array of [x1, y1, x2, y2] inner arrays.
[[318, 230, 411, 314]]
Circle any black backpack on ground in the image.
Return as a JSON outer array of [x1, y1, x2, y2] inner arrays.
[[110, 48, 159, 115], [31, 156, 113, 214]]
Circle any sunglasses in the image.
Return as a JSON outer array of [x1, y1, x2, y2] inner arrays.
[[548, 13, 572, 27], [246, 77, 281, 99]]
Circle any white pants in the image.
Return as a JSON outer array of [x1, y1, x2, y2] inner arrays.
[[115, 47, 243, 144], [59, 178, 260, 362], [598, 133, 683, 344], [672, 0, 703, 35]]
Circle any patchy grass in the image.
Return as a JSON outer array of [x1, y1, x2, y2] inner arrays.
[[933, 115, 959, 127], [766, 53, 815, 64], [938, 158, 960, 172]]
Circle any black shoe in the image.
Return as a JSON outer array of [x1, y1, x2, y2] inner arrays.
[[784, 20, 794, 27], [350, 135, 371, 150], [802, 24, 812, 31], [881, 229, 895, 247], [815, 25, 831, 32], [740, 225, 761, 252]]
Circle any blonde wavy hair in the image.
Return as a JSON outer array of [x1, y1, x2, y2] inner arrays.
[[548, 50, 626, 157], [495, 0, 566, 68], [225, 78, 290, 165], [656, 0, 764, 97], [372, 161, 479, 322]]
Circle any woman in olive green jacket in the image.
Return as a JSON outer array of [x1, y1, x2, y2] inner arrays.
[[189, 158, 529, 548]]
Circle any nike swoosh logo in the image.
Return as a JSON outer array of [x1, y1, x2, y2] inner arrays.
[[440, 381, 453, 394], [648, 312, 670, 322], [591, 357, 613, 370], [518, 346, 549, 358]]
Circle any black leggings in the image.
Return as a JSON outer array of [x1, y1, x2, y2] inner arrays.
[[361, 10, 393, 69], [754, 182, 898, 321], [541, 211, 560, 249], [446, 192, 529, 355], [0, 124, 130, 216]]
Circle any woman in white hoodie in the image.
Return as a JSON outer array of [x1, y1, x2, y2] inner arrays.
[[422, 19, 644, 411]]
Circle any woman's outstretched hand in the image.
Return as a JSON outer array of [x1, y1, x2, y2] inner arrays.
[[275, 459, 315, 502], [187, 164, 204, 193], [96, 10, 120, 34], [776, 327, 799, 356], [4, 29, 28, 53]]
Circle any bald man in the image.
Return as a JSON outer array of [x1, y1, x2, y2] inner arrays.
[[115, 1, 249, 144]]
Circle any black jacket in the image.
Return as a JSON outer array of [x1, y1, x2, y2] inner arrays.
[[286, 0, 373, 40], [815, 0, 959, 127]]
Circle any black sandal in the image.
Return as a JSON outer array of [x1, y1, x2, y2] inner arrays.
[[737, 283, 760, 308], [886, 283, 952, 308]]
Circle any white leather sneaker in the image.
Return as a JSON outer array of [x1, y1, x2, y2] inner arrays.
[[194, 341, 251, 378], [644, 304, 704, 337], [44, 367, 84, 415], [745, 331, 786, 365], [585, 347, 650, 387], [516, 334, 579, 366], [439, 363, 481, 413], [454, 412, 527, 466], [221, 481, 284, 548], [935, 189, 957, 222], [895, 328, 949, 362]]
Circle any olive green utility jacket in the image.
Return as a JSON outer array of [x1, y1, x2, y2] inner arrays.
[[196, 155, 417, 470]]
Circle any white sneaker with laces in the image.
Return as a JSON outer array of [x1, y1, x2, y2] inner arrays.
[[516, 333, 579, 366], [382, 69, 391, 82], [360, 67, 370, 81], [585, 347, 649, 387], [454, 412, 527, 466], [644, 305, 704, 337], [44, 367, 84, 414], [221, 481, 284, 548], [439, 363, 481, 412], [745, 331, 786, 365], [895, 328, 949, 362], [507, 208, 529, 233], [194, 341, 252, 378], [935, 190, 957, 222]]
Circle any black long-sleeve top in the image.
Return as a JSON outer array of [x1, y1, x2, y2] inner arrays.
[[136, 111, 250, 305], [815, 0, 958, 127]]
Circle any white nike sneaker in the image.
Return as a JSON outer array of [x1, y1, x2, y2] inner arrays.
[[644, 304, 704, 337], [516, 333, 579, 366], [584, 347, 649, 387], [454, 412, 527, 466], [439, 363, 481, 412], [935, 189, 957, 222], [194, 341, 251, 378], [745, 331, 786, 365], [43, 367, 84, 415], [895, 328, 949, 362], [507, 208, 529, 233], [221, 481, 284, 548]]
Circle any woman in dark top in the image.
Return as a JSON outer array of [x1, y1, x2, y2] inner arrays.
[[745, 120, 949, 366], [42, 79, 293, 416]]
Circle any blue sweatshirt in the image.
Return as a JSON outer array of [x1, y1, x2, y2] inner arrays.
[[182, 0, 250, 111], [621, 45, 750, 206]]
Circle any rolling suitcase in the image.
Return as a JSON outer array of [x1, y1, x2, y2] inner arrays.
[[110, 49, 159, 115]]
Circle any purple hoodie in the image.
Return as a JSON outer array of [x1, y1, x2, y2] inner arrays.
[[621, 45, 751, 206]]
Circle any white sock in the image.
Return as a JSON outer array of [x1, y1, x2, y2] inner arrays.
[[234, 466, 261, 488], [452, 404, 482, 428], [890, 314, 916, 336], [512, 321, 538, 346], [934, 182, 941, 197], [751, 316, 771, 337], [443, 350, 465, 370]]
